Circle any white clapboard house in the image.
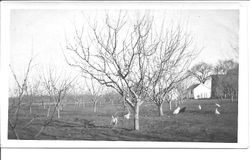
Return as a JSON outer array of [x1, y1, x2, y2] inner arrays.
[[185, 77, 212, 99]]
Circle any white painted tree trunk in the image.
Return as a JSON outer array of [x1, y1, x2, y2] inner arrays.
[[93, 101, 97, 113], [29, 105, 32, 114], [134, 104, 140, 130], [57, 108, 60, 118], [169, 101, 172, 110], [47, 106, 51, 117], [157, 104, 164, 116], [133, 101, 143, 131]]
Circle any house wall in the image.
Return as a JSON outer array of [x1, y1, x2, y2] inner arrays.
[[204, 78, 212, 89], [193, 84, 211, 99]]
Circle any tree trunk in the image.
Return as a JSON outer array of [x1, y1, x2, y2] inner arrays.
[[158, 104, 164, 116], [9, 119, 19, 139], [93, 101, 97, 113], [42, 101, 44, 109], [12, 128, 20, 139], [57, 108, 60, 118], [23, 117, 35, 128], [133, 103, 141, 131], [29, 105, 32, 114], [47, 106, 51, 117], [35, 126, 45, 138], [14, 107, 18, 115], [169, 101, 172, 110]]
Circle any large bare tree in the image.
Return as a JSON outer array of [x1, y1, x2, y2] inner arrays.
[[85, 77, 104, 113], [9, 57, 34, 139], [64, 11, 199, 130], [189, 62, 213, 84], [35, 67, 75, 138], [25, 79, 40, 114], [147, 24, 197, 116]]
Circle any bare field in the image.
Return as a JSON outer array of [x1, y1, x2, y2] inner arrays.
[[8, 99, 238, 142]]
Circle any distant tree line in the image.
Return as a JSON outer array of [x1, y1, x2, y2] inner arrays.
[[188, 59, 239, 101]]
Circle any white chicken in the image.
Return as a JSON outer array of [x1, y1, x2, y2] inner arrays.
[[215, 108, 220, 115], [173, 107, 180, 115], [198, 105, 201, 110], [215, 103, 221, 107]]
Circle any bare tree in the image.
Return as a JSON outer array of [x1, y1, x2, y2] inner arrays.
[[77, 83, 86, 109], [25, 80, 40, 114], [103, 90, 116, 105], [85, 78, 103, 113], [189, 62, 213, 84], [213, 59, 238, 75], [165, 89, 179, 111], [35, 84, 46, 109], [34, 68, 74, 138], [146, 23, 197, 116], [222, 66, 238, 102], [64, 11, 199, 130], [8, 57, 34, 139], [70, 82, 81, 111], [149, 76, 187, 116], [174, 80, 190, 103], [213, 63, 223, 75]]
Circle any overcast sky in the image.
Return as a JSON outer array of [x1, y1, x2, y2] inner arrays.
[[9, 9, 239, 92]]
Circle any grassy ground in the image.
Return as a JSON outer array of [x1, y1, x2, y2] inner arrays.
[[8, 99, 238, 142]]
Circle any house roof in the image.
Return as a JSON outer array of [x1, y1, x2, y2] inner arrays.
[[186, 84, 199, 91], [194, 83, 211, 91]]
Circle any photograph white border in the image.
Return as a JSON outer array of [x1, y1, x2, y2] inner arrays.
[[0, 1, 249, 148]]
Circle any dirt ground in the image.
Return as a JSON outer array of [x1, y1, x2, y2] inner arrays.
[[8, 99, 238, 142]]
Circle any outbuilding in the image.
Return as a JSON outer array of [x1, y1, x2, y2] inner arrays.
[[193, 83, 211, 99]]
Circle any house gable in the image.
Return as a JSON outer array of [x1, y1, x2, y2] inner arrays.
[[193, 83, 211, 99]]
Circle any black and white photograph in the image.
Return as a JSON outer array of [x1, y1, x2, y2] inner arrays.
[[0, 1, 249, 149]]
